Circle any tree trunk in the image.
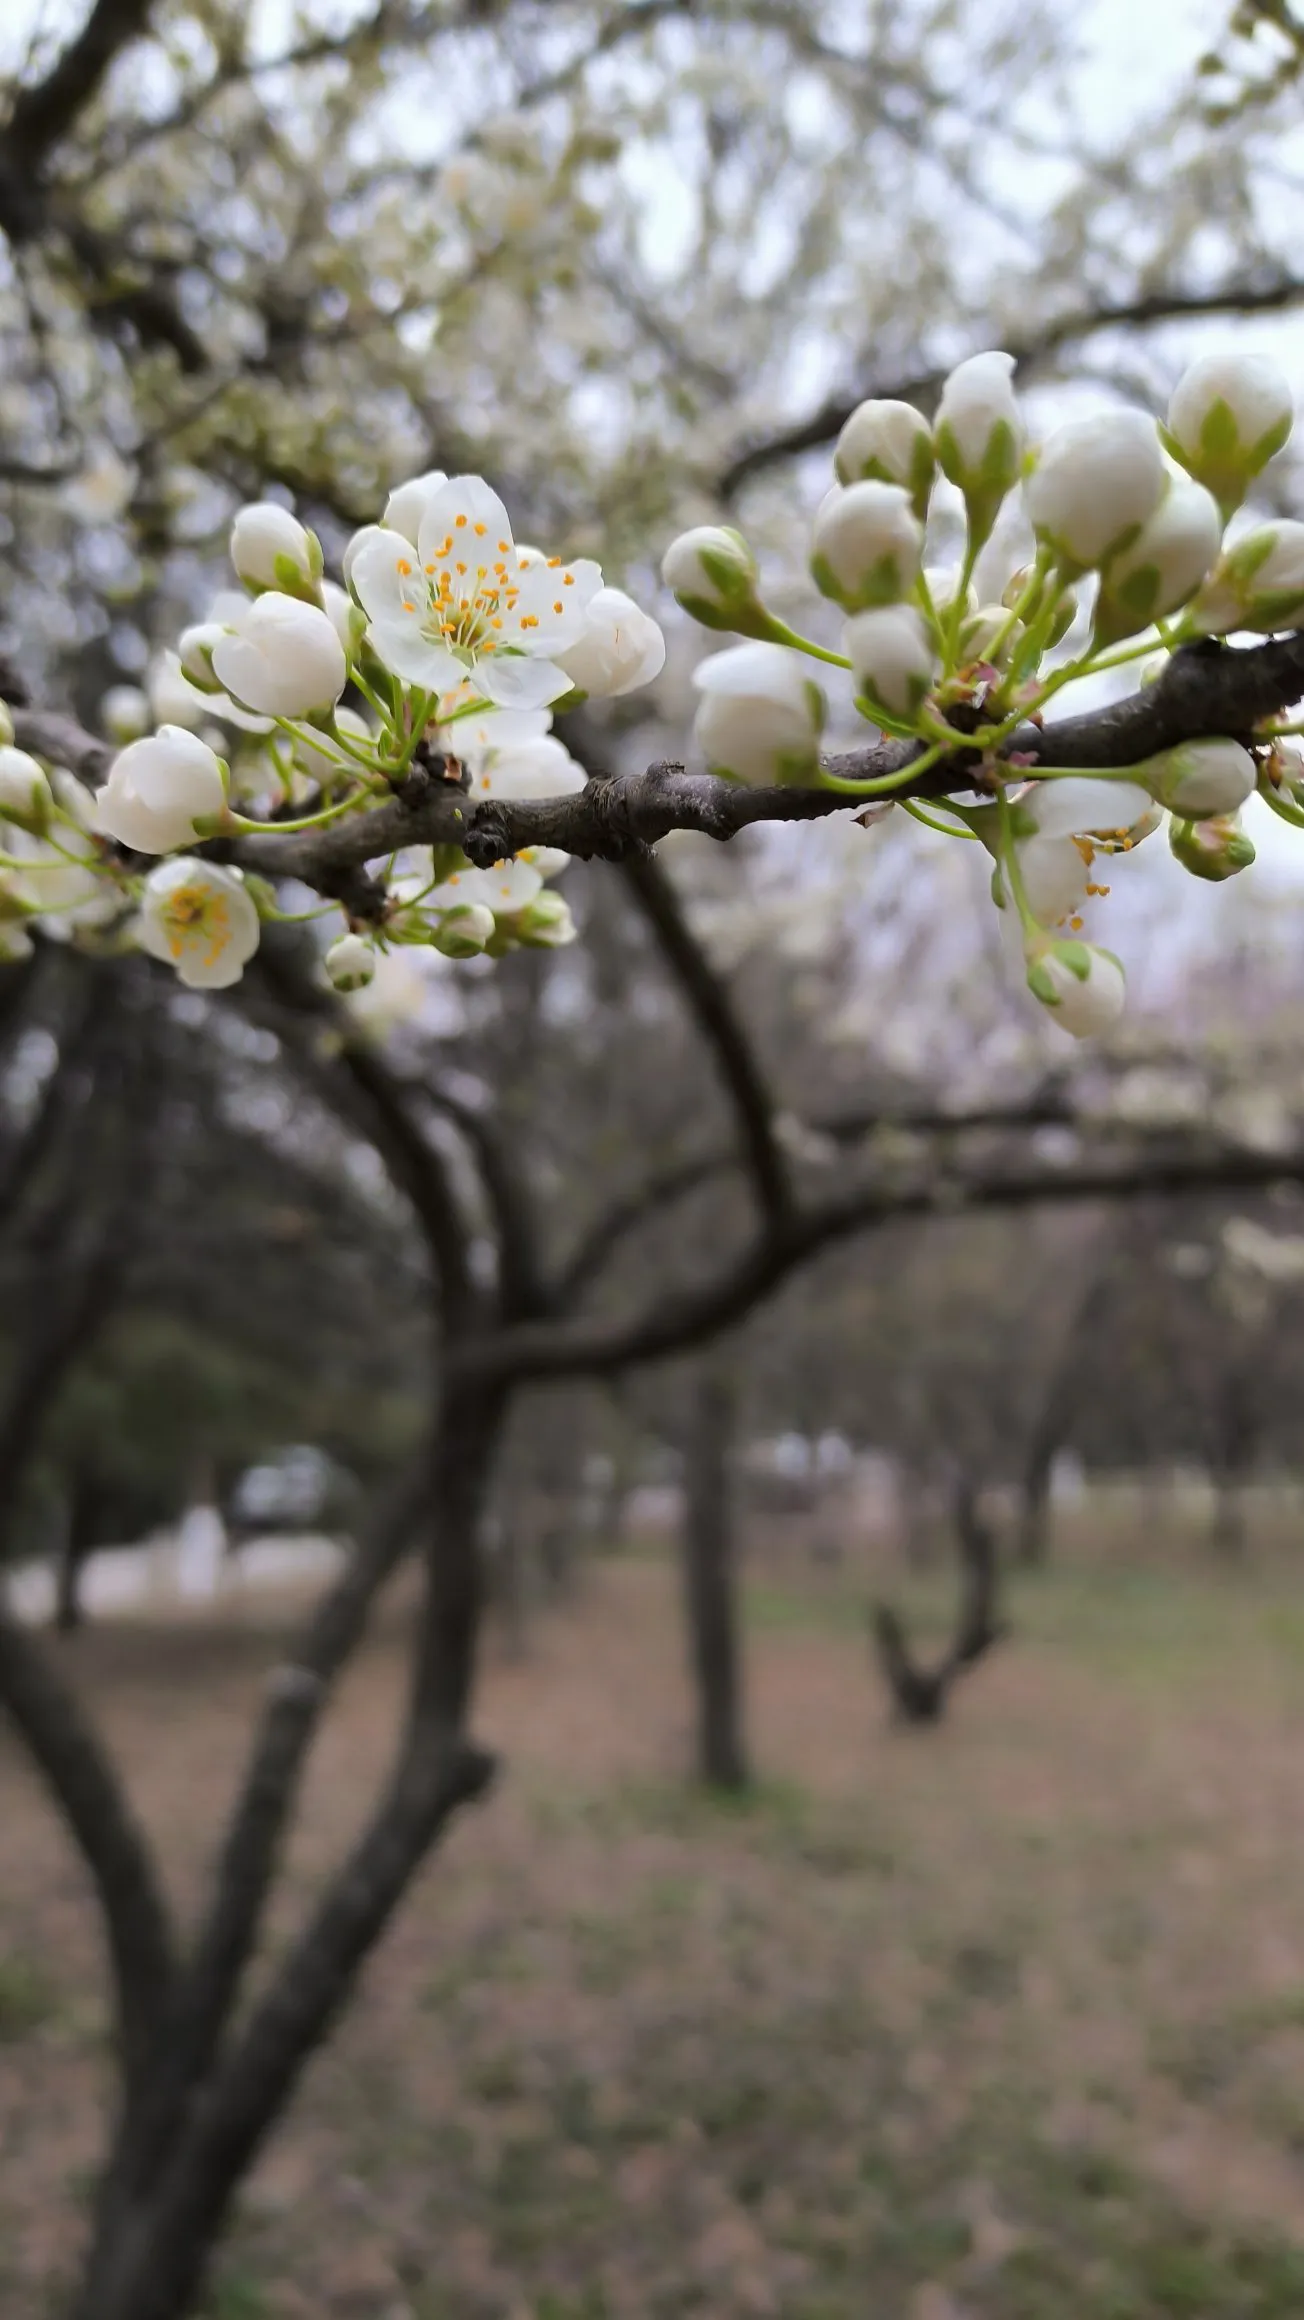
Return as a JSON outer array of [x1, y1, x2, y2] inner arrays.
[[67, 1385, 504, 2320], [55, 1468, 101, 1634], [1210, 1467, 1247, 1559], [680, 1370, 748, 1792], [1015, 1443, 1054, 1569]]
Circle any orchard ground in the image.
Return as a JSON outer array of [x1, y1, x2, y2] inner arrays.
[[5, 1528, 1304, 2319]]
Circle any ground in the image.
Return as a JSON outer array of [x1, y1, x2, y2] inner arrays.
[[5, 1544, 1304, 2318]]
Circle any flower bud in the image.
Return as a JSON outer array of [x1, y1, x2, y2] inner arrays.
[[177, 621, 226, 692], [810, 481, 922, 610], [554, 586, 666, 697], [381, 469, 449, 544], [514, 891, 578, 948], [100, 685, 151, 743], [95, 726, 228, 853], [1169, 812, 1256, 882], [1163, 353, 1293, 516], [843, 605, 936, 720], [211, 594, 347, 718], [661, 526, 768, 633], [324, 932, 377, 991], [957, 603, 1024, 668], [1025, 410, 1166, 574], [0, 747, 52, 833], [1190, 520, 1304, 635], [1138, 737, 1256, 818], [924, 563, 979, 625], [1001, 566, 1077, 646], [1092, 478, 1223, 646], [431, 902, 496, 957], [321, 580, 368, 665], [834, 397, 935, 517], [1026, 939, 1126, 1038], [692, 643, 825, 784], [230, 502, 322, 594], [933, 351, 1023, 549]]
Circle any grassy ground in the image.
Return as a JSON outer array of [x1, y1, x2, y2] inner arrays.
[[5, 1549, 1304, 2318]]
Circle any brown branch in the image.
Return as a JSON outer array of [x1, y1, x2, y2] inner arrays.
[[3, 0, 157, 176], [718, 276, 1304, 494]]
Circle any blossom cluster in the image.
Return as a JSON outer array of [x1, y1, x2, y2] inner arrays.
[[662, 350, 1304, 1036], [0, 473, 665, 991]]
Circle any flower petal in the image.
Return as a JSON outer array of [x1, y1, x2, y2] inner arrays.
[[366, 620, 466, 691], [473, 654, 573, 709]]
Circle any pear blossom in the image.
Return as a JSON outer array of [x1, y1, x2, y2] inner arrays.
[[1138, 738, 1256, 818], [998, 777, 1157, 928], [1093, 478, 1222, 645], [513, 891, 578, 948], [1191, 520, 1304, 634], [922, 564, 979, 627], [343, 523, 388, 591], [95, 727, 227, 853], [933, 350, 1022, 546], [1025, 410, 1167, 573], [100, 685, 151, 743], [1164, 353, 1293, 514], [1027, 940, 1126, 1038], [810, 481, 922, 609], [351, 475, 601, 708], [382, 469, 449, 543], [325, 932, 377, 991], [139, 857, 260, 989], [1169, 812, 1255, 882], [462, 733, 587, 800], [661, 526, 765, 631], [211, 593, 348, 718], [321, 579, 365, 662], [428, 856, 543, 915], [230, 503, 319, 592], [431, 903, 497, 957], [0, 749, 52, 832], [957, 604, 1024, 667], [554, 587, 666, 697], [834, 397, 935, 515], [692, 643, 825, 784], [843, 605, 936, 719]]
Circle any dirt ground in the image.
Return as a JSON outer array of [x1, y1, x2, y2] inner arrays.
[[5, 1552, 1304, 2319]]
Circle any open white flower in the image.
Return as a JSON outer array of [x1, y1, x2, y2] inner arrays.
[[1025, 410, 1166, 573], [95, 727, 227, 853], [1093, 478, 1223, 644], [692, 643, 825, 784], [554, 587, 666, 697], [382, 468, 449, 544], [1027, 940, 1126, 1038], [211, 594, 347, 718], [464, 733, 586, 800], [1165, 353, 1293, 513], [998, 776, 1157, 928], [810, 481, 922, 610], [351, 475, 601, 708], [139, 857, 260, 989], [230, 502, 318, 592], [428, 856, 543, 915]]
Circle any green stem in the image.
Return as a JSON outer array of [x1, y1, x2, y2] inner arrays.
[[901, 797, 979, 840], [227, 786, 376, 837], [767, 619, 853, 671], [818, 741, 945, 797]]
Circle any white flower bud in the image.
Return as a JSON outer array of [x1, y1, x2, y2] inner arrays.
[[957, 603, 1024, 667], [1169, 811, 1255, 883], [1025, 410, 1166, 573], [230, 502, 320, 592], [1138, 737, 1256, 819], [177, 621, 226, 691], [100, 685, 151, 743], [381, 469, 448, 544], [923, 564, 979, 627], [692, 643, 825, 784], [211, 594, 347, 718], [138, 858, 260, 989], [1164, 353, 1293, 515], [934, 350, 1023, 548], [95, 726, 227, 853], [843, 605, 936, 720], [1191, 520, 1304, 635], [324, 932, 377, 991], [342, 523, 388, 591], [1093, 478, 1223, 645], [432, 902, 497, 957], [321, 579, 367, 663], [833, 397, 935, 516], [554, 587, 666, 697], [514, 891, 578, 948], [810, 481, 922, 610], [1026, 941, 1126, 1038], [0, 747, 52, 833], [661, 526, 766, 632]]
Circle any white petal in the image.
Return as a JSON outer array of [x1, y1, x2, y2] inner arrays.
[[473, 654, 573, 709]]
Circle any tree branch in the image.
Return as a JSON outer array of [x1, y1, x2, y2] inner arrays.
[[3, 0, 157, 177]]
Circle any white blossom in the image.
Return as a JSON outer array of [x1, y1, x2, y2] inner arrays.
[[1138, 737, 1256, 818], [834, 397, 934, 514], [692, 643, 825, 784], [464, 733, 586, 800], [230, 502, 318, 591], [351, 475, 601, 707], [810, 481, 922, 609], [100, 685, 151, 743], [428, 856, 543, 914], [0, 748, 52, 832], [325, 932, 376, 991], [554, 587, 666, 697], [95, 727, 227, 853], [382, 469, 449, 543], [1027, 941, 1126, 1038], [1025, 410, 1166, 572], [1191, 520, 1304, 634], [1000, 777, 1156, 928], [661, 526, 763, 629], [1093, 478, 1223, 643], [138, 857, 260, 989], [321, 579, 365, 662], [211, 594, 348, 718], [933, 350, 1022, 543], [1165, 353, 1293, 512], [843, 604, 936, 718]]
